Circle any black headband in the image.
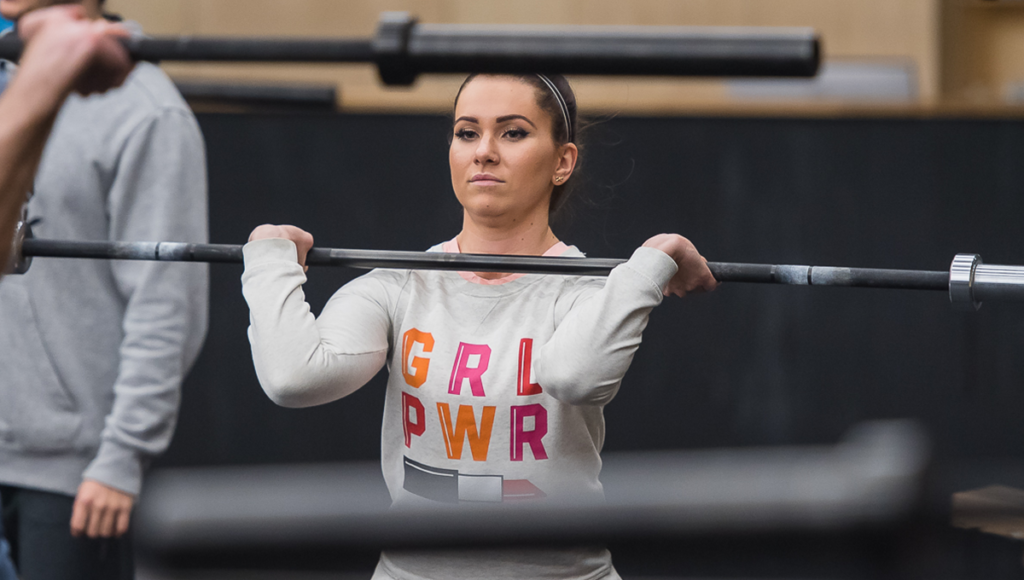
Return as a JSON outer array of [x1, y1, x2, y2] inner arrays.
[[536, 74, 574, 143]]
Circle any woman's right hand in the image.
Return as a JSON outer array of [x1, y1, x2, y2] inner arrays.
[[248, 224, 314, 271]]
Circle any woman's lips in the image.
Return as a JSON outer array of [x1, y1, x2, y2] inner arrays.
[[470, 174, 504, 185]]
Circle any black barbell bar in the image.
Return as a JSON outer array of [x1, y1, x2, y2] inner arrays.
[[18, 236, 1004, 302], [0, 12, 821, 85]]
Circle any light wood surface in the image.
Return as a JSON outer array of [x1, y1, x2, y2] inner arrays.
[[942, 0, 1024, 106]]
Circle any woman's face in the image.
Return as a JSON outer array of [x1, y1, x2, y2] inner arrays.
[[449, 76, 571, 224]]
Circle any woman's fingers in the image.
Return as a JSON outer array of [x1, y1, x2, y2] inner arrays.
[[643, 233, 718, 298], [248, 224, 315, 270], [689, 258, 719, 294], [700, 260, 720, 292]]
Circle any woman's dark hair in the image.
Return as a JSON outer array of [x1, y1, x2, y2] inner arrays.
[[453, 73, 581, 215]]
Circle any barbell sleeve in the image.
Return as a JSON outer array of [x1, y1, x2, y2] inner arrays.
[[948, 253, 1024, 310], [0, 12, 820, 85]]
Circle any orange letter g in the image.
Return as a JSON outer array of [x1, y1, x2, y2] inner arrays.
[[401, 328, 434, 388]]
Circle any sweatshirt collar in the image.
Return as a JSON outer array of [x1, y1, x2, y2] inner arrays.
[[441, 238, 572, 286]]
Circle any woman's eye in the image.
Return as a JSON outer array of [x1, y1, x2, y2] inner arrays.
[[503, 127, 529, 140], [454, 128, 477, 140]]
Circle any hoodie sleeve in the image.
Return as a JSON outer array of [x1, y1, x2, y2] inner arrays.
[[82, 107, 209, 496], [534, 247, 678, 407], [241, 238, 393, 409]]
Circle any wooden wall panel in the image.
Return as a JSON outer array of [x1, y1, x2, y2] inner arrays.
[[942, 1, 1024, 105]]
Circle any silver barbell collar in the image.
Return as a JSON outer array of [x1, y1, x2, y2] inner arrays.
[[948, 253, 1024, 310], [3, 220, 32, 276], [948, 253, 981, 310]]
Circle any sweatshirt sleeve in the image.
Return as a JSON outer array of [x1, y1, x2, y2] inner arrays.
[[534, 246, 678, 407], [83, 107, 209, 496], [241, 239, 391, 409]]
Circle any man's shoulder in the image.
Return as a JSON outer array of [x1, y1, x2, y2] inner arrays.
[[54, 60, 196, 150], [107, 62, 191, 117], [102, 19, 190, 114]]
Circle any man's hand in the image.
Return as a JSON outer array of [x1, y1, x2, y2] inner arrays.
[[642, 233, 719, 298], [249, 224, 315, 271], [17, 5, 132, 101], [70, 479, 135, 539]]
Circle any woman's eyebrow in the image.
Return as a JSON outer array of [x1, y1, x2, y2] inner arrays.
[[455, 114, 537, 129], [496, 114, 537, 128]]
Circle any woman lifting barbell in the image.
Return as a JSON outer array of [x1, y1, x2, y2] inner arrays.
[[241, 73, 717, 580]]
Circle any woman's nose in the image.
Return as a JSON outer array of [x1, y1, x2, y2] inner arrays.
[[474, 135, 498, 164]]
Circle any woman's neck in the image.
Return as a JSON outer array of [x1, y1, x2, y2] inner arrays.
[[457, 212, 558, 255], [456, 210, 559, 279]]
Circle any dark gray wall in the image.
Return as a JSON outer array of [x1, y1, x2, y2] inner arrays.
[[159, 113, 1024, 470]]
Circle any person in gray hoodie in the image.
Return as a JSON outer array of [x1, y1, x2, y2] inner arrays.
[[0, 0, 208, 578]]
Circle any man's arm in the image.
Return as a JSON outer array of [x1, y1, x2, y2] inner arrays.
[[0, 5, 130, 268], [72, 95, 210, 539]]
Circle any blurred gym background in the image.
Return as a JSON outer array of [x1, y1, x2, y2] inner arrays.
[[89, 1, 1024, 577]]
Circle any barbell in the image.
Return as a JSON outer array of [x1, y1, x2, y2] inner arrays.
[[0, 12, 820, 85], [5, 223, 1019, 310]]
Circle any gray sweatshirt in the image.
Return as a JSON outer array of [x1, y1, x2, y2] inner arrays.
[[242, 237, 677, 580], [0, 59, 208, 497]]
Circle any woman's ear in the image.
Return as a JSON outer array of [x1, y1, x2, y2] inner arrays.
[[555, 142, 578, 182]]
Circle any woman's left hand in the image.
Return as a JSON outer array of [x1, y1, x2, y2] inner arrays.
[[642, 233, 719, 298]]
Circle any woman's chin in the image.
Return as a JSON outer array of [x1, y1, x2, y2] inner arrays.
[[459, 193, 508, 216], [457, 190, 550, 227], [466, 205, 511, 223]]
